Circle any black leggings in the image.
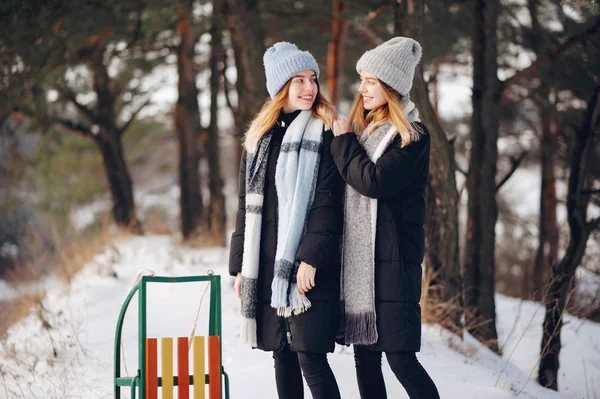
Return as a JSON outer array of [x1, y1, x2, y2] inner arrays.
[[354, 345, 440, 399], [272, 345, 341, 399]]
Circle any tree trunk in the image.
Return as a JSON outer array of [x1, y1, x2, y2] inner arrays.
[[538, 83, 600, 390], [327, 0, 346, 106], [223, 0, 267, 168], [429, 60, 441, 116], [417, 65, 463, 334], [464, 0, 500, 354], [175, 0, 204, 240], [531, 103, 559, 301], [93, 134, 139, 230], [395, 0, 462, 334], [527, 0, 559, 302], [91, 56, 141, 232], [206, 0, 226, 246]]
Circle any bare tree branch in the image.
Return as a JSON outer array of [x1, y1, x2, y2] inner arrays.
[[353, 24, 381, 47], [112, 20, 180, 60], [125, 0, 145, 50], [117, 97, 153, 137], [366, 5, 386, 23], [350, 4, 389, 48], [12, 107, 94, 139], [501, 17, 600, 95], [52, 117, 95, 139], [497, 151, 528, 190], [456, 165, 468, 177], [222, 66, 237, 112], [65, 92, 97, 123]]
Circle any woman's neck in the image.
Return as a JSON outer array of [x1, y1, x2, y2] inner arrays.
[[278, 109, 302, 127]]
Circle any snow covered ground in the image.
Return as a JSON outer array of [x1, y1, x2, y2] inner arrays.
[[1, 235, 598, 398]]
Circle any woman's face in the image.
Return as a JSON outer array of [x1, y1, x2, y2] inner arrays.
[[284, 69, 318, 113], [359, 71, 387, 110]]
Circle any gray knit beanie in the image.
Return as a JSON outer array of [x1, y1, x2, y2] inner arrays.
[[263, 42, 320, 98], [356, 36, 422, 96]]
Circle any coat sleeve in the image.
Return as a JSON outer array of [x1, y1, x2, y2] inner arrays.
[[295, 130, 344, 269], [228, 151, 247, 276], [330, 125, 430, 199]]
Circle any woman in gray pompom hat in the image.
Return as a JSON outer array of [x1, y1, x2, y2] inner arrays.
[[331, 37, 440, 398], [229, 41, 343, 399]]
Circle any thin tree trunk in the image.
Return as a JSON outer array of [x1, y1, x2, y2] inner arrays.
[[429, 60, 441, 116], [464, 0, 500, 354], [528, 0, 559, 302], [538, 83, 600, 390], [532, 103, 559, 301], [223, 0, 267, 169], [417, 64, 463, 334], [175, 0, 204, 240], [91, 57, 141, 232], [327, 0, 346, 106], [396, 0, 463, 333], [206, 0, 226, 246]]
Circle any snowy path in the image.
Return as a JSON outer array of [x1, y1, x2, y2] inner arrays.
[[1, 235, 597, 398]]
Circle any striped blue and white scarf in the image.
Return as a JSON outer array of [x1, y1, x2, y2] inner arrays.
[[240, 110, 323, 347]]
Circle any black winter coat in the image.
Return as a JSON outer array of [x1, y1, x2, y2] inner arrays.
[[330, 122, 430, 352], [229, 111, 344, 354]]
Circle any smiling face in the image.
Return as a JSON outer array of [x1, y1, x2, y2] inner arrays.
[[283, 69, 318, 113], [358, 71, 388, 110]]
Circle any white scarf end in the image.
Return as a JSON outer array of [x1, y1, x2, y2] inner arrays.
[[241, 317, 257, 347]]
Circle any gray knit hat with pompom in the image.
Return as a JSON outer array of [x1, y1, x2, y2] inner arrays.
[[263, 42, 320, 98], [356, 36, 422, 96]]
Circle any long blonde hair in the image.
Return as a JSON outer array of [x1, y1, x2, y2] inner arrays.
[[349, 80, 420, 147], [244, 79, 336, 152]]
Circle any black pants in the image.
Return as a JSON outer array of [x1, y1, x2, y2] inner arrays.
[[272, 345, 341, 399], [354, 345, 440, 399]]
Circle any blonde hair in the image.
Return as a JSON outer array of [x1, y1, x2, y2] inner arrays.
[[349, 80, 420, 147], [244, 79, 336, 152]]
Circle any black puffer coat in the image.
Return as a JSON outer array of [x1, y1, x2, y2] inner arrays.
[[330, 123, 430, 352], [229, 110, 344, 353]]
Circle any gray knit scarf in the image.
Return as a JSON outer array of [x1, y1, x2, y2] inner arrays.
[[240, 110, 324, 347], [341, 101, 420, 345]]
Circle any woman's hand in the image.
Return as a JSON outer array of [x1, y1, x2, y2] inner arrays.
[[333, 117, 353, 137], [296, 261, 316, 295], [234, 272, 242, 298]]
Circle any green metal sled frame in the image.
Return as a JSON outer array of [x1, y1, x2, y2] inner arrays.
[[114, 274, 230, 398]]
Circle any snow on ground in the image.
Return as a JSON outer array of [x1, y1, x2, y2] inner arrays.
[[0, 274, 65, 303], [70, 200, 113, 231], [497, 295, 600, 399], [0, 279, 19, 301], [1, 235, 598, 398]]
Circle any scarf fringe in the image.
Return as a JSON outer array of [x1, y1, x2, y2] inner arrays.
[[289, 285, 312, 315], [336, 300, 346, 342], [344, 311, 378, 346], [272, 278, 312, 317], [241, 317, 257, 347]]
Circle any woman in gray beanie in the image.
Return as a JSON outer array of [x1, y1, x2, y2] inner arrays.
[[229, 41, 343, 399], [331, 37, 440, 398]]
